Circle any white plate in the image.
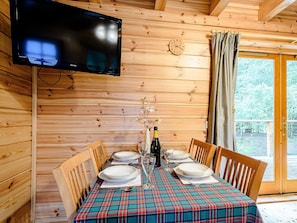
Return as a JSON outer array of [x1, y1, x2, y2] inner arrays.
[[98, 165, 139, 182], [174, 166, 213, 179], [168, 150, 189, 160], [177, 163, 209, 177], [102, 165, 136, 180], [112, 151, 140, 161]]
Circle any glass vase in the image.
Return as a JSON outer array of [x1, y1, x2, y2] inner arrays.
[[145, 127, 151, 154]]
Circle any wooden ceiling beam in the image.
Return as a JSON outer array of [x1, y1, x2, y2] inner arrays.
[[154, 0, 167, 10], [259, 0, 296, 21], [209, 0, 231, 16], [89, 0, 101, 3]]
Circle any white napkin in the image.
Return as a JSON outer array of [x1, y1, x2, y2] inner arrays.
[[111, 159, 139, 165], [177, 174, 218, 185], [173, 166, 218, 185], [169, 157, 194, 163], [100, 170, 142, 188]]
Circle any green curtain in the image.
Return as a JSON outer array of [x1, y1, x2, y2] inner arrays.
[[207, 32, 241, 150]]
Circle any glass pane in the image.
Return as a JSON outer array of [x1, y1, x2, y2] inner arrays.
[[286, 60, 297, 180], [235, 58, 274, 181]]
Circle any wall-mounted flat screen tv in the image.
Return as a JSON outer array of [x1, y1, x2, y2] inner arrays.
[[10, 0, 122, 76]]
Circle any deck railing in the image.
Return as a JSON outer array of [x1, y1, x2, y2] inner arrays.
[[235, 120, 273, 157], [235, 119, 297, 156], [235, 120, 297, 181]]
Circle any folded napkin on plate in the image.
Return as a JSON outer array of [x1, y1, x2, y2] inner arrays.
[[169, 157, 194, 163], [177, 174, 218, 185], [111, 159, 138, 165], [100, 170, 142, 188]]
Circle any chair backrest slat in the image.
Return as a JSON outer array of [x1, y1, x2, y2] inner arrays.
[[87, 140, 109, 171], [53, 149, 98, 222], [187, 138, 216, 167], [213, 146, 267, 201]]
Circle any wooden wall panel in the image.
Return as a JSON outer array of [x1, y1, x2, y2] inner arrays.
[[36, 103, 209, 116], [0, 0, 32, 222], [0, 171, 31, 220], [37, 75, 210, 93], [37, 91, 210, 103], [122, 36, 210, 56], [35, 2, 212, 221], [0, 170, 31, 198], [0, 141, 31, 165], [60, 0, 297, 34], [36, 131, 206, 145], [0, 156, 31, 182], [0, 53, 32, 81], [34, 1, 297, 222], [0, 70, 32, 95], [36, 191, 62, 203], [1, 0, 297, 222], [0, 126, 31, 146], [0, 90, 31, 110], [37, 117, 206, 132], [0, 109, 32, 127], [3, 202, 31, 223], [35, 202, 67, 223]]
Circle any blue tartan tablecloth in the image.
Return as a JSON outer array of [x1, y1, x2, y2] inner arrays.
[[74, 163, 264, 223]]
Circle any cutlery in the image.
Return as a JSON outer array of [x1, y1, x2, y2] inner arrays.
[[190, 182, 200, 187], [123, 186, 134, 192], [95, 186, 135, 192]]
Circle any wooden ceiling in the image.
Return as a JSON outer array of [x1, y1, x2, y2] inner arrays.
[[209, 0, 296, 21], [79, 0, 297, 22]]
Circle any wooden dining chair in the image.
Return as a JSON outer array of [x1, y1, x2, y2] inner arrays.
[[87, 140, 109, 171], [52, 149, 99, 222], [187, 138, 216, 167], [213, 146, 267, 202]]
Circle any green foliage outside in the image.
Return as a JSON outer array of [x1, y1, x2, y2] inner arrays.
[[235, 58, 297, 156], [235, 58, 274, 122]]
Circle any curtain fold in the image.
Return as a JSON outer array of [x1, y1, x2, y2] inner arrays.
[[207, 32, 241, 150]]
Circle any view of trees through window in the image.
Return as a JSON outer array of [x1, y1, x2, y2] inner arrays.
[[235, 58, 274, 157], [287, 60, 297, 122], [286, 60, 297, 180], [235, 56, 297, 185], [235, 58, 297, 158]]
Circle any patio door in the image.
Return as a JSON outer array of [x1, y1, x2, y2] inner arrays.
[[235, 53, 297, 195], [281, 55, 297, 193]]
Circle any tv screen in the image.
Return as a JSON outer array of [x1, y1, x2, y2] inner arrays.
[[10, 0, 122, 76]]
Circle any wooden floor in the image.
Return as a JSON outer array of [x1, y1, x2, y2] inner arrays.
[[257, 194, 297, 222]]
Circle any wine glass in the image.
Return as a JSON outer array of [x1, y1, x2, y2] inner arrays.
[[141, 154, 156, 190], [163, 148, 173, 171], [138, 142, 147, 157]]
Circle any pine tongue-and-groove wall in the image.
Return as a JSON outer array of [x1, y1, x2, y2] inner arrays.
[[1, 0, 297, 222], [36, 1, 297, 222], [36, 2, 211, 221], [0, 0, 32, 222]]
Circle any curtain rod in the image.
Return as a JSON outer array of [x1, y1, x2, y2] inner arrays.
[[211, 29, 297, 43], [211, 29, 239, 34]]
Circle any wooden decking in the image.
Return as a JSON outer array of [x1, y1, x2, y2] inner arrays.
[[258, 201, 297, 222], [255, 156, 297, 222], [256, 155, 297, 181], [257, 194, 297, 222]]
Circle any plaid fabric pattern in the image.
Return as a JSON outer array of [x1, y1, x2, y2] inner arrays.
[[74, 164, 264, 223]]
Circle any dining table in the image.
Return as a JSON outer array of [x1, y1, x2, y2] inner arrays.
[[74, 153, 264, 223]]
